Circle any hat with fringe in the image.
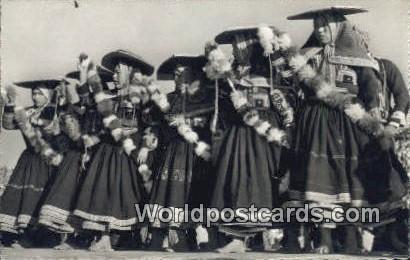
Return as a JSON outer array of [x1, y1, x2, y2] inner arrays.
[[101, 49, 154, 76]]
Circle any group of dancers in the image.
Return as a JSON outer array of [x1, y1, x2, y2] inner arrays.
[[0, 6, 409, 255]]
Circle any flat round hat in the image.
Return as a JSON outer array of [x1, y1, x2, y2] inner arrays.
[[101, 49, 154, 76], [287, 6, 368, 20], [157, 54, 207, 81]]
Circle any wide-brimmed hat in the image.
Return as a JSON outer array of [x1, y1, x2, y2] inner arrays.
[[157, 54, 207, 81], [101, 49, 154, 76], [287, 6, 368, 20], [215, 25, 278, 44], [14, 79, 62, 89]]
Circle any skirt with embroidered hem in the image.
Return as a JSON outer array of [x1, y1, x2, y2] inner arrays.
[[0, 149, 54, 233], [288, 101, 407, 224], [71, 138, 145, 231], [148, 137, 213, 229], [208, 109, 283, 225], [39, 149, 85, 233]]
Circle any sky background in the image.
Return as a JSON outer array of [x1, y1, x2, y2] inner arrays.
[[1, 0, 408, 167]]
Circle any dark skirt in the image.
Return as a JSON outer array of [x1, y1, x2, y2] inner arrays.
[[148, 137, 212, 228], [72, 135, 145, 231], [208, 109, 283, 231], [288, 101, 407, 224], [38, 149, 84, 233], [0, 149, 53, 233]]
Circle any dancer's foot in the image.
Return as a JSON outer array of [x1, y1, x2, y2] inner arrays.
[[216, 238, 246, 253], [314, 245, 332, 254], [54, 241, 75, 250], [89, 234, 113, 252]]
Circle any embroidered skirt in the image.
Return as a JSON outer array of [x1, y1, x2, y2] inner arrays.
[[208, 109, 283, 234], [38, 148, 84, 234], [288, 101, 407, 225], [148, 136, 213, 229], [72, 135, 145, 231], [0, 149, 53, 233]]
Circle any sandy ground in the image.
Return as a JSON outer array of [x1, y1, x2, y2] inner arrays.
[[0, 248, 408, 260]]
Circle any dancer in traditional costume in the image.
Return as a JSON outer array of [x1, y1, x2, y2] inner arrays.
[[0, 80, 64, 247], [285, 6, 407, 254], [38, 66, 115, 249], [148, 54, 214, 251], [206, 26, 294, 253], [71, 50, 155, 251]]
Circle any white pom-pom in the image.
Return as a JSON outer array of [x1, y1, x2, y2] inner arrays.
[[391, 111, 406, 125], [43, 148, 53, 157], [255, 121, 271, 136], [138, 164, 149, 174], [184, 130, 199, 144], [257, 25, 275, 56], [230, 91, 247, 109], [123, 138, 136, 155], [289, 54, 307, 72], [94, 92, 105, 103], [195, 141, 211, 160], [243, 112, 260, 127], [147, 84, 158, 94], [316, 82, 333, 99], [177, 124, 191, 136], [51, 154, 63, 166], [298, 65, 316, 81], [130, 96, 141, 104], [278, 33, 292, 50], [111, 128, 123, 141], [266, 127, 285, 143], [137, 147, 149, 164], [103, 115, 117, 128], [156, 94, 170, 111], [344, 103, 366, 122]]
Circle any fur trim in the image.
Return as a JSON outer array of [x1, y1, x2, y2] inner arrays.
[[290, 51, 386, 137], [195, 141, 211, 161], [390, 111, 406, 126], [278, 33, 292, 51], [230, 91, 248, 110], [182, 129, 199, 144], [266, 127, 286, 145], [288, 54, 308, 72], [147, 84, 159, 94], [138, 164, 150, 174], [103, 115, 117, 128], [82, 134, 100, 148], [111, 128, 123, 141], [257, 25, 276, 56], [255, 121, 271, 135], [243, 110, 260, 126], [204, 46, 232, 80], [51, 154, 63, 166], [94, 92, 106, 103], [137, 147, 149, 164], [123, 138, 137, 155]]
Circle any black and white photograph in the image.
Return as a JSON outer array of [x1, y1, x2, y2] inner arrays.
[[0, 0, 409, 259]]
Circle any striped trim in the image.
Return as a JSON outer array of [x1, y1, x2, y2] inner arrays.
[[73, 209, 137, 228], [288, 189, 352, 204], [39, 205, 70, 222], [4, 183, 44, 192]]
